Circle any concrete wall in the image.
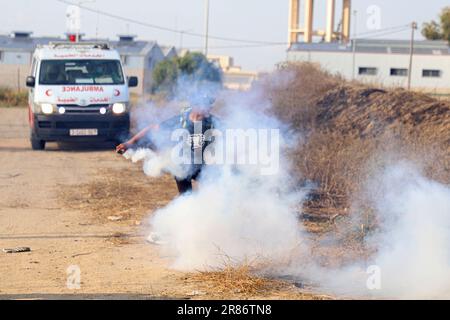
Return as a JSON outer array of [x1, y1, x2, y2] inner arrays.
[[121, 55, 144, 69], [122, 67, 145, 95], [121, 45, 166, 94], [0, 50, 32, 90], [0, 64, 30, 90], [287, 50, 450, 93], [0, 50, 32, 65], [223, 71, 258, 91]]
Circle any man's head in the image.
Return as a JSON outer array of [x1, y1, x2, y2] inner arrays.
[[48, 64, 62, 81], [93, 63, 109, 76], [189, 107, 209, 121], [190, 92, 215, 110]]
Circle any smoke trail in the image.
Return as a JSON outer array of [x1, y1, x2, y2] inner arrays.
[[124, 148, 187, 179]]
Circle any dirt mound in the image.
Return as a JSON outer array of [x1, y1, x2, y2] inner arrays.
[[316, 85, 450, 143], [265, 63, 449, 222]]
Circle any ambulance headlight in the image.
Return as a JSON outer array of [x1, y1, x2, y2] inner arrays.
[[40, 103, 54, 114], [112, 103, 126, 114]]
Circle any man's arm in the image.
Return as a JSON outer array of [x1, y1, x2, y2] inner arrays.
[[115, 124, 160, 154]]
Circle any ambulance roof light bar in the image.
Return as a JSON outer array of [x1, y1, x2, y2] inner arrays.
[[46, 42, 111, 50]]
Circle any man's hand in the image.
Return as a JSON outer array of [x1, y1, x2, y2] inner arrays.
[[115, 123, 158, 154], [115, 142, 130, 154]]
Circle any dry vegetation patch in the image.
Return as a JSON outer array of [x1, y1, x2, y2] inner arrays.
[[58, 166, 178, 223], [264, 62, 449, 222], [0, 88, 28, 107], [183, 265, 332, 300]]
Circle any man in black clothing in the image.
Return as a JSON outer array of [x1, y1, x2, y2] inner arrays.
[[116, 102, 219, 194]]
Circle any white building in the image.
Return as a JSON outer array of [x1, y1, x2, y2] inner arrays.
[[287, 39, 450, 94], [207, 54, 258, 91]]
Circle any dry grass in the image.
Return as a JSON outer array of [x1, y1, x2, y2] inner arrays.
[[0, 88, 28, 107], [264, 63, 449, 223], [190, 265, 280, 296], [58, 166, 178, 223], [183, 264, 332, 300]]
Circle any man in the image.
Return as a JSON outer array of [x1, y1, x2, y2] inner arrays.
[[116, 97, 219, 194]]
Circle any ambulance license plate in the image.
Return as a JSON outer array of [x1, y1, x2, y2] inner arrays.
[[70, 129, 98, 136]]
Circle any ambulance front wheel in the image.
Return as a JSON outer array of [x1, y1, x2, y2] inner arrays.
[[31, 137, 46, 150]]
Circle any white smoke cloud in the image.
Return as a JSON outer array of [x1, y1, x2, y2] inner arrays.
[[127, 81, 308, 270], [296, 163, 450, 299], [361, 163, 450, 298], [124, 148, 187, 179], [124, 79, 450, 298], [150, 166, 307, 270]]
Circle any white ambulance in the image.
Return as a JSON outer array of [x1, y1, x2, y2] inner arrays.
[[26, 42, 138, 150]]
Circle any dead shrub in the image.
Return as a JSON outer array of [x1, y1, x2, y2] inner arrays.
[[261, 62, 341, 132], [0, 87, 28, 107], [266, 62, 449, 222]]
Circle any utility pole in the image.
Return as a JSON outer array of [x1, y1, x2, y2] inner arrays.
[[204, 0, 210, 56], [407, 21, 418, 90], [75, 1, 82, 42], [180, 30, 185, 51], [95, 9, 100, 40], [351, 10, 357, 80]]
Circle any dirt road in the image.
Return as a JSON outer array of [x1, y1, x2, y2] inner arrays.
[[0, 107, 188, 299], [0, 107, 321, 300]]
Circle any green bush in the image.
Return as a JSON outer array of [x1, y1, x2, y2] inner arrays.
[[152, 52, 222, 94]]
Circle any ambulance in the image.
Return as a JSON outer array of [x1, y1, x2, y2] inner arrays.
[[26, 42, 138, 150]]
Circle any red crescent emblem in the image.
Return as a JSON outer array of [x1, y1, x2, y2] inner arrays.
[[114, 89, 120, 96], [45, 89, 52, 96]]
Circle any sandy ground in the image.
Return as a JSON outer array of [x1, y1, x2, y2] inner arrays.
[[0, 108, 187, 299], [0, 107, 325, 300]]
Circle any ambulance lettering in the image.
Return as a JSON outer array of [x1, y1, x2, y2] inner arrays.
[[62, 86, 105, 93]]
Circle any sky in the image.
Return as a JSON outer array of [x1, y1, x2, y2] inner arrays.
[[0, 0, 448, 72]]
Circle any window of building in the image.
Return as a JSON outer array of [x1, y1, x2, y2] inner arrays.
[[390, 68, 408, 77], [358, 67, 377, 76], [422, 69, 441, 78]]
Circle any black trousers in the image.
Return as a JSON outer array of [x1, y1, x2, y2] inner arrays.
[[174, 168, 202, 194]]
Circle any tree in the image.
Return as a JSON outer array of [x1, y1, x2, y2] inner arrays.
[[152, 58, 179, 92], [440, 6, 450, 42], [152, 52, 222, 94], [422, 21, 442, 40], [422, 6, 450, 42]]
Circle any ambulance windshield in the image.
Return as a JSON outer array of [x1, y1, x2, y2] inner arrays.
[[39, 59, 125, 85]]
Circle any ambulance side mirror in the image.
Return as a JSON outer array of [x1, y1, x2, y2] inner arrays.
[[128, 76, 138, 88], [26, 76, 35, 88]]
